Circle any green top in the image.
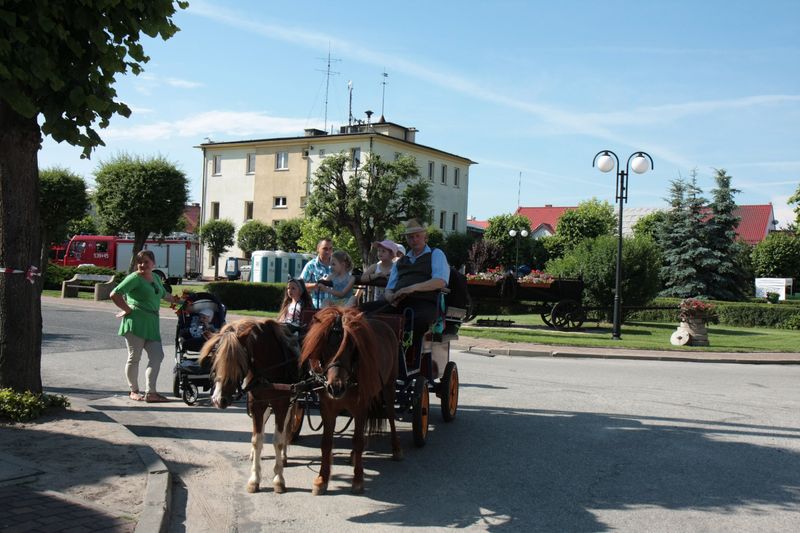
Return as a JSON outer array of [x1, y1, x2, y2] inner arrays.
[[111, 272, 167, 341]]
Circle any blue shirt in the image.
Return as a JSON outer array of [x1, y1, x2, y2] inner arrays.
[[301, 256, 332, 308], [386, 245, 450, 290]]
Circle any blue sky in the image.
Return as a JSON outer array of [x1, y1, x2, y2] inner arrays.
[[39, 0, 800, 227]]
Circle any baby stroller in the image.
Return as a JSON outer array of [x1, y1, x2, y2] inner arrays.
[[173, 292, 227, 405]]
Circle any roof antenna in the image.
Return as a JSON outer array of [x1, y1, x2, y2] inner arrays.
[[316, 45, 340, 132], [380, 70, 388, 120], [517, 171, 522, 210], [348, 80, 354, 126]]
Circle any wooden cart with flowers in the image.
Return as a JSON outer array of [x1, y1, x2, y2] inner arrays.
[[466, 269, 586, 330]]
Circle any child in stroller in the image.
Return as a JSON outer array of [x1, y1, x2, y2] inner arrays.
[[173, 292, 227, 405]]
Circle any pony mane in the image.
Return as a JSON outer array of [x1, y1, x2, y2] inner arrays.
[[300, 307, 382, 405], [200, 319, 259, 386]]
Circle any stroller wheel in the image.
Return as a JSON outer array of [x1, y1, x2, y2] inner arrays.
[[173, 372, 181, 398], [182, 382, 199, 405]]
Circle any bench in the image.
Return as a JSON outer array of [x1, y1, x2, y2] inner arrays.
[[61, 273, 116, 301]]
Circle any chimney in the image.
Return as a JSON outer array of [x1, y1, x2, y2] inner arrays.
[[545, 204, 552, 208]]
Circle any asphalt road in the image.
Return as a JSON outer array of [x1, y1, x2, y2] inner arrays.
[[42, 300, 800, 532]]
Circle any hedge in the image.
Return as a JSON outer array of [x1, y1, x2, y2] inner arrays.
[[627, 297, 800, 329], [204, 281, 285, 311]]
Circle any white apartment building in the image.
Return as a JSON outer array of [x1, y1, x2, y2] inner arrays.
[[199, 120, 474, 278]]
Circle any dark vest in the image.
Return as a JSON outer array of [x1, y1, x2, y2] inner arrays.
[[395, 250, 438, 301]]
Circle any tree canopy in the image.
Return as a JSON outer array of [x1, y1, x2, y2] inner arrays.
[[275, 218, 303, 252], [237, 220, 276, 256], [0, 0, 186, 393], [484, 213, 533, 270], [199, 219, 236, 280], [704, 169, 747, 300], [94, 154, 188, 271], [751, 233, 800, 278], [39, 166, 89, 261], [789, 183, 800, 230], [305, 152, 431, 266], [555, 198, 616, 251]]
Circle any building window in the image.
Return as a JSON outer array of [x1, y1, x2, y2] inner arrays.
[[275, 151, 288, 170], [428, 161, 434, 180], [451, 212, 458, 231], [319, 149, 326, 157], [212, 155, 221, 175], [209, 254, 216, 267], [244, 201, 253, 220], [350, 147, 361, 170], [441, 164, 447, 185], [273, 196, 287, 208], [246, 153, 256, 174], [300, 196, 307, 208], [211, 202, 220, 220], [454, 167, 460, 188], [439, 210, 446, 230]]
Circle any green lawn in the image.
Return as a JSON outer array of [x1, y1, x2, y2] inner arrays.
[[461, 313, 797, 353]]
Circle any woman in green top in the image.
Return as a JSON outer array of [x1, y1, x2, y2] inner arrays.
[[110, 250, 179, 402]]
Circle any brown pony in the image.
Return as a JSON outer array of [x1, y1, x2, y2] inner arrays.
[[300, 306, 402, 495], [200, 319, 301, 493]]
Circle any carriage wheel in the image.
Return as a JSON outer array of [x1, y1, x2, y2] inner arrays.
[[172, 372, 181, 398], [289, 403, 305, 443], [550, 300, 585, 331], [540, 312, 553, 328], [412, 376, 429, 447], [440, 361, 459, 422], [182, 382, 199, 405]]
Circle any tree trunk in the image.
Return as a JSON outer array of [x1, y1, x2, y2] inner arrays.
[[0, 100, 44, 393], [213, 254, 220, 280], [129, 231, 148, 273]]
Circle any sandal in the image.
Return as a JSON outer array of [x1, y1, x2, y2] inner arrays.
[[145, 392, 169, 403], [129, 391, 145, 401]]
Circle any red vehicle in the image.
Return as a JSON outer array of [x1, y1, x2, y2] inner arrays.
[[54, 234, 201, 284]]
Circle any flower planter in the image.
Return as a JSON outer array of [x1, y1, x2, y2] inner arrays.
[[673, 317, 709, 346], [467, 279, 500, 286], [519, 282, 552, 289]]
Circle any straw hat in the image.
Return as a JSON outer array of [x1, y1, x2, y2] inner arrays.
[[402, 218, 426, 235]]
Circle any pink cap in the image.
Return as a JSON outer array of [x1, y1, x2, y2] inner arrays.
[[373, 240, 399, 255]]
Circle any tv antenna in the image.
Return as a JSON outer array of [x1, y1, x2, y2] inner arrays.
[[316, 46, 340, 132], [380, 70, 389, 119], [517, 171, 522, 209], [348, 80, 354, 126]]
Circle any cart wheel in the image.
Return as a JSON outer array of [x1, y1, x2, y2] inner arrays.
[[289, 403, 305, 443], [172, 372, 181, 398], [551, 299, 585, 331], [440, 361, 459, 422], [412, 376, 429, 447], [540, 312, 553, 328], [182, 382, 199, 405]]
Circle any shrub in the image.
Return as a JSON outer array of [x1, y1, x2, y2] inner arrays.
[[779, 313, 800, 330], [627, 297, 799, 328], [205, 281, 285, 311], [751, 232, 800, 278], [0, 389, 70, 422]]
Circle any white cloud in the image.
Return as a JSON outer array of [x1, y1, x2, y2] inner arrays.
[[772, 196, 796, 228], [165, 77, 204, 89], [103, 111, 315, 141]]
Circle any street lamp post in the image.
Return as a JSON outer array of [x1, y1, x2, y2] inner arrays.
[[508, 229, 529, 277], [592, 150, 654, 340]]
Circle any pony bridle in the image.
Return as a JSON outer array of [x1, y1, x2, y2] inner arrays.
[[315, 315, 358, 392]]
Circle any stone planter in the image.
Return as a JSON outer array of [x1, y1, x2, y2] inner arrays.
[[671, 317, 709, 346]]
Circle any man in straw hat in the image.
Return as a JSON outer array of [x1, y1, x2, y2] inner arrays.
[[360, 218, 450, 353]]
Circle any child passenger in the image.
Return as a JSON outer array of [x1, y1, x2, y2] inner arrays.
[[360, 240, 398, 301], [319, 250, 356, 307], [278, 278, 313, 326], [189, 308, 218, 340]]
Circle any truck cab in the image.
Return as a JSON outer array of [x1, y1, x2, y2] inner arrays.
[[61, 236, 116, 269]]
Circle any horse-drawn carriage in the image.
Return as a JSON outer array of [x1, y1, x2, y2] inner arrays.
[[467, 276, 586, 330], [199, 285, 466, 494]]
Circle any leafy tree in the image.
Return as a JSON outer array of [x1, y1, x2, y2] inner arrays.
[[199, 219, 236, 280], [305, 152, 431, 266], [632, 211, 667, 240], [297, 217, 361, 268], [39, 167, 89, 266], [67, 215, 99, 238], [484, 213, 533, 270], [789, 183, 800, 229], [704, 169, 747, 300], [275, 218, 303, 252], [442, 232, 475, 270], [236, 220, 276, 257], [751, 233, 800, 278], [94, 154, 188, 271], [546, 235, 661, 321], [657, 174, 715, 298], [555, 198, 616, 251], [466, 239, 504, 274], [0, 1, 185, 393]]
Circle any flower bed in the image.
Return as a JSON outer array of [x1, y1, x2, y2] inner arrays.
[[466, 266, 506, 283], [679, 297, 718, 323], [518, 270, 554, 286]]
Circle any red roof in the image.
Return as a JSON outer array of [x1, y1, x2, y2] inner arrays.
[[467, 219, 489, 230], [183, 204, 201, 234], [515, 205, 574, 234], [731, 204, 775, 245]]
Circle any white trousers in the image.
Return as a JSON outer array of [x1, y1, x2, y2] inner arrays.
[[123, 332, 165, 394]]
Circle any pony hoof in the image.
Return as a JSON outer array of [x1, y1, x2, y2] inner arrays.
[[246, 482, 259, 493], [351, 482, 364, 494], [273, 482, 286, 494], [392, 449, 404, 461], [312, 477, 327, 495]]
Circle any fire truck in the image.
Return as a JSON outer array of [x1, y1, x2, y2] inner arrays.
[[54, 234, 201, 284]]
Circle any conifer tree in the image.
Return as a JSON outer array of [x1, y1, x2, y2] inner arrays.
[[704, 169, 747, 300], [658, 173, 714, 297]]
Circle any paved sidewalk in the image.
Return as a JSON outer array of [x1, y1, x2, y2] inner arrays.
[[0, 396, 169, 533]]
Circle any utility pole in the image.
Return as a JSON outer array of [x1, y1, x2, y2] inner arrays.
[[381, 70, 389, 118]]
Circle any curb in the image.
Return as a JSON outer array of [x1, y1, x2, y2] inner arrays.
[[73, 398, 172, 533]]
